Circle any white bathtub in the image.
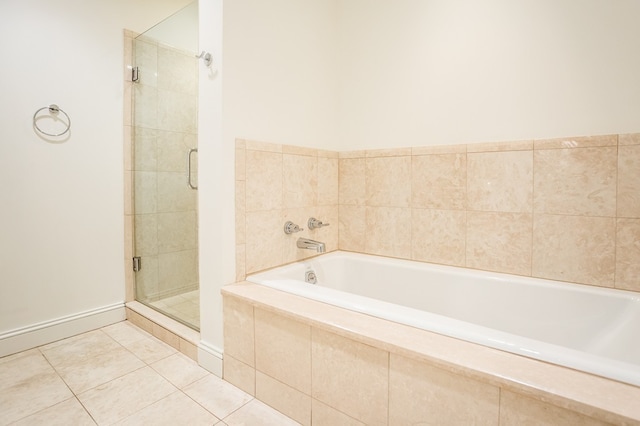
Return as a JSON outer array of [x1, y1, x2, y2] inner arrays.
[[247, 251, 640, 387]]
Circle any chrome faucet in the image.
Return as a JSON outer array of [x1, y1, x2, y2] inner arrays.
[[297, 237, 326, 253]]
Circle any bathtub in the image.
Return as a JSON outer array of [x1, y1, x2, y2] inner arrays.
[[247, 251, 640, 388]]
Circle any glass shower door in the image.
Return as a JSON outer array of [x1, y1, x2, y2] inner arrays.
[[132, 2, 200, 330]]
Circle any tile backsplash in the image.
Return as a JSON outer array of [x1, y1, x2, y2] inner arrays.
[[236, 133, 640, 292]]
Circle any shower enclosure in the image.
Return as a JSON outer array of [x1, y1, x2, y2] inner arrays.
[[131, 2, 200, 330]]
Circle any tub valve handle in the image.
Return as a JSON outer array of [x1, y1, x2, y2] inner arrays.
[[284, 221, 303, 234], [308, 217, 330, 230]]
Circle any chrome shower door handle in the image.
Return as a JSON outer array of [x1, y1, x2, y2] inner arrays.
[[187, 148, 198, 190]]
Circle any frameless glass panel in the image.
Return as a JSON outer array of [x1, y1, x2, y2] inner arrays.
[[132, 2, 200, 330]]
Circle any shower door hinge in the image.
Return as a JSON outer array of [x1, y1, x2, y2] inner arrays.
[[133, 256, 141, 272], [131, 66, 139, 83]]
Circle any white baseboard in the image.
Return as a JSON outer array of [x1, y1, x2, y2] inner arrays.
[[198, 340, 223, 377], [0, 303, 126, 357]]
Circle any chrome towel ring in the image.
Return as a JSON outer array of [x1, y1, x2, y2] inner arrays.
[[33, 104, 71, 137]]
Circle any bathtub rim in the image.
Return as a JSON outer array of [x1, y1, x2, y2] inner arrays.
[[222, 281, 640, 425]]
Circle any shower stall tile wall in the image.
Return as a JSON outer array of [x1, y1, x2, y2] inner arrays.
[[236, 133, 640, 293]]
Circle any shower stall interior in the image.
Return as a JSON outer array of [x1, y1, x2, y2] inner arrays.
[[131, 2, 200, 330]]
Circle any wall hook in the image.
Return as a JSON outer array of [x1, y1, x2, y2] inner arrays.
[[196, 51, 213, 67]]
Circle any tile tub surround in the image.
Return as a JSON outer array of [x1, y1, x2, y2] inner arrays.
[[222, 283, 640, 426], [235, 133, 640, 292], [235, 140, 339, 279]]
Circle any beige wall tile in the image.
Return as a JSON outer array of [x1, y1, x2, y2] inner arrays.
[[365, 207, 412, 259], [124, 126, 133, 171], [533, 214, 615, 287], [615, 219, 640, 291], [339, 158, 366, 205], [312, 205, 339, 253], [317, 149, 339, 158], [617, 144, 640, 218], [499, 390, 609, 426], [366, 156, 411, 207], [157, 211, 196, 252], [135, 255, 159, 300], [619, 133, 640, 146], [282, 207, 319, 264], [157, 249, 198, 294], [412, 209, 466, 266], [157, 89, 197, 133], [412, 153, 466, 210], [255, 309, 311, 394], [235, 180, 246, 245], [222, 295, 255, 367], [339, 205, 366, 252], [235, 139, 246, 149], [245, 150, 283, 212], [467, 140, 533, 153], [365, 147, 412, 157], [124, 171, 133, 215], [389, 354, 499, 425], [467, 150, 533, 213], [126, 308, 154, 334], [311, 328, 388, 426], [534, 147, 617, 216], [157, 171, 197, 212], [283, 154, 317, 208], [311, 399, 366, 426], [534, 134, 617, 150], [256, 371, 311, 426], [134, 171, 157, 214], [151, 323, 180, 351], [412, 144, 466, 155], [223, 354, 255, 396], [235, 244, 246, 282], [339, 150, 366, 159], [157, 131, 197, 172], [245, 210, 284, 273], [283, 144, 317, 157], [134, 214, 157, 256], [133, 127, 157, 171], [318, 157, 339, 206], [179, 339, 197, 361], [466, 211, 532, 276]]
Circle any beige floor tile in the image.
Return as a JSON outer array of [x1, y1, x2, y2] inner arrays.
[[77, 366, 176, 425], [11, 397, 96, 426], [126, 335, 177, 364], [0, 348, 54, 385], [102, 320, 151, 346], [151, 353, 209, 389], [183, 374, 253, 419], [223, 399, 300, 426], [0, 351, 73, 425], [113, 391, 218, 425], [40, 330, 121, 368], [54, 345, 146, 394]]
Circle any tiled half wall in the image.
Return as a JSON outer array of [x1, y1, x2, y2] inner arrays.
[[235, 133, 640, 291]]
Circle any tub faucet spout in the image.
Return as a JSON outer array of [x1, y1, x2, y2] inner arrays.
[[297, 237, 326, 253]]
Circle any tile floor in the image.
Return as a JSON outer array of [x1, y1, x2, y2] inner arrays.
[[149, 290, 200, 330], [0, 321, 299, 425]]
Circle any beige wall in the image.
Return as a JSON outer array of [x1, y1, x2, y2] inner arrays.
[[237, 133, 640, 292], [337, 0, 640, 150], [0, 0, 190, 347]]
